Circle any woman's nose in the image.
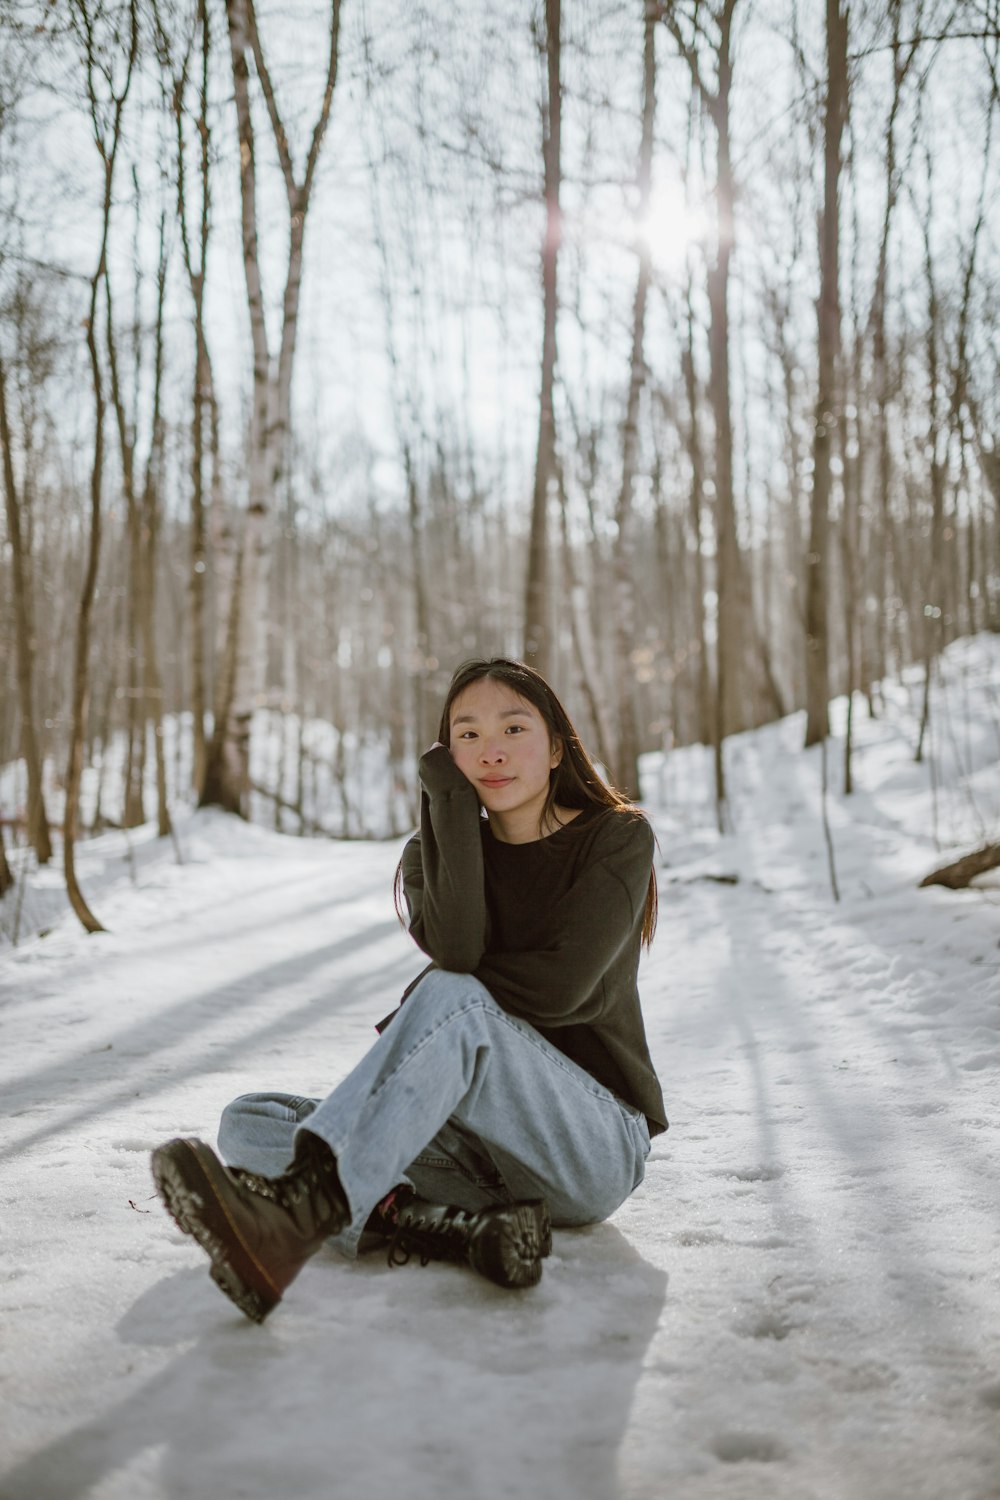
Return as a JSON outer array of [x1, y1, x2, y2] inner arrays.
[[479, 740, 506, 763]]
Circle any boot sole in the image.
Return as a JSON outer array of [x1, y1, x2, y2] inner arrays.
[[150, 1139, 280, 1324], [468, 1199, 551, 1290]]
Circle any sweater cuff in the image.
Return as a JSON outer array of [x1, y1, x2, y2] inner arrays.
[[418, 744, 477, 798]]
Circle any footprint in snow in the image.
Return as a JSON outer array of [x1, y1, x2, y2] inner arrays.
[[711, 1432, 788, 1464], [733, 1309, 798, 1342], [960, 1051, 1000, 1072], [711, 1164, 785, 1183], [671, 1228, 727, 1247]]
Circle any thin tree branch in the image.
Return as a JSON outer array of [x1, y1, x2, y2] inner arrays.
[[244, 0, 340, 211], [849, 28, 999, 60]]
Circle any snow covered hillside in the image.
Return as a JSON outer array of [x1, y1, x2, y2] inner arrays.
[[1, 638, 998, 1500]]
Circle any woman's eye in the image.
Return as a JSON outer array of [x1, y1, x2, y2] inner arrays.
[[505, 725, 525, 734]]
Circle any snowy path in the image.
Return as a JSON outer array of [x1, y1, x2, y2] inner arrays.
[[2, 663, 999, 1500], [631, 875, 1000, 1498]]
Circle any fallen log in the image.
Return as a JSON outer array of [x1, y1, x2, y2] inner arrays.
[[919, 841, 1000, 890]]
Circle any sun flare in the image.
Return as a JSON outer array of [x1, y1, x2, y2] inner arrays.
[[636, 179, 710, 274]]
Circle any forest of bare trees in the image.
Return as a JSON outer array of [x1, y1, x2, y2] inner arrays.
[[1, 0, 998, 919]]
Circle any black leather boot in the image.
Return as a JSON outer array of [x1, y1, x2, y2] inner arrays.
[[150, 1133, 349, 1323], [387, 1194, 552, 1289]]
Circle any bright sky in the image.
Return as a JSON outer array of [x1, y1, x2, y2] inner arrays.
[[4, 0, 997, 530]]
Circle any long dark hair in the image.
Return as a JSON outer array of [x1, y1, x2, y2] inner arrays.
[[395, 657, 658, 947]]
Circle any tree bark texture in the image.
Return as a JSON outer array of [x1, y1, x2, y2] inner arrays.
[[203, 0, 342, 814], [681, 282, 713, 748], [707, 6, 741, 767], [557, 458, 615, 772], [612, 0, 657, 800], [168, 0, 214, 798], [663, 0, 740, 818], [0, 354, 53, 865], [915, 149, 948, 767], [803, 0, 848, 746], [63, 0, 138, 933], [66, 244, 111, 932], [524, 0, 561, 677], [103, 259, 146, 826], [919, 842, 1000, 890], [140, 209, 173, 838], [868, 4, 919, 691]]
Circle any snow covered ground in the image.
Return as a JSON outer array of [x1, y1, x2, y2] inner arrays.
[[1, 638, 999, 1500]]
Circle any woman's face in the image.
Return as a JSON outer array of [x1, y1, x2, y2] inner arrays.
[[448, 676, 562, 830]]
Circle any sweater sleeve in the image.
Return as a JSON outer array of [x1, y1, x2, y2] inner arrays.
[[400, 745, 488, 972], [474, 813, 653, 1028]]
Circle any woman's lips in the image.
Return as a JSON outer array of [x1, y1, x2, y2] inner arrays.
[[480, 776, 514, 788]]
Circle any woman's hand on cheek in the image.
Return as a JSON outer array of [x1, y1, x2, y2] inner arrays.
[[426, 740, 463, 768]]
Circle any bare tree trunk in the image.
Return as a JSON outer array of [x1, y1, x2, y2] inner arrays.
[[64, 0, 138, 933], [706, 144, 736, 809], [0, 354, 52, 864], [916, 147, 946, 766], [968, 390, 1000, 631], [680, 280, 712, 746], [868, 5, 920, 691], [841, 315, 864, 795], [556, 457, 615, 771], [189, 338, 212, 800], [203, 0, 342, 814], [405, 452, 436, 750], [612, 0, 657, 800], [141, 207, 173, 838], [804, 0, 848, 746], [710, 4, 742, 771], [157, 0, 215, 797], [201, 534, 245, 810], [948, 60, 994, 635], [662, 0, 741, 824], [652, 464, 679, 741], [663, 2, 745, 806], [524, 0, 561, 675], [103, 256, 145, 826]]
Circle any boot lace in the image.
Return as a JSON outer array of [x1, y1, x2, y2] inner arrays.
[[234, 1154, 337, 1221], [386, 1206, 468, 1270], [231, 1169, 279, 1202]]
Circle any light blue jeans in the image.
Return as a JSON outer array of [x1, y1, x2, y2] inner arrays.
[[217, 969, 651, 1259]]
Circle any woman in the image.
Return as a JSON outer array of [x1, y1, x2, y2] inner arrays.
[[151, 657, 667, 1322]]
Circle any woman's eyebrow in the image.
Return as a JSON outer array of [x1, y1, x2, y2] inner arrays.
[[451, 708, 532, 726]]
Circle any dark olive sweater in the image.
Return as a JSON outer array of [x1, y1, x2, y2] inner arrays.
[[393, 745, 667, 1136]]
